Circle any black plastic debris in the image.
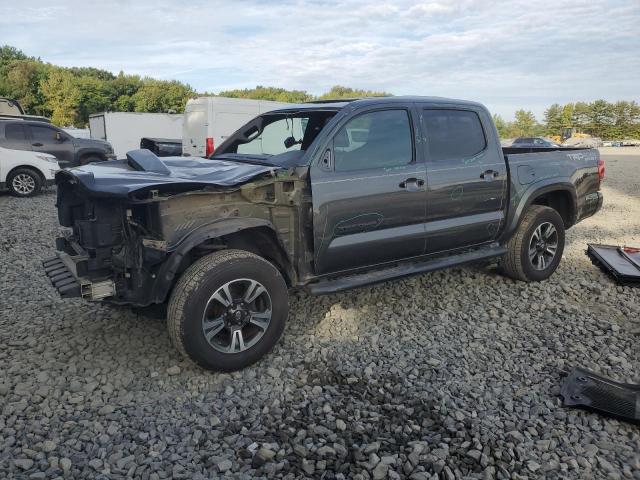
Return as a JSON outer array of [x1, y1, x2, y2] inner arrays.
[[561, 367, 640, 424], [586, 244, 640, 286]]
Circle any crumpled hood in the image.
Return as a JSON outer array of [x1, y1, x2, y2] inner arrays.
[[56, 155, 280, 198]]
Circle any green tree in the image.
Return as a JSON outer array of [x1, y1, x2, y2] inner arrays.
[[492, 114, 510, 138], [131, 79, 194, 113], [217, 85, 312, 103], [543, 103, 563, 136], [607, 101, 640, 139], [67, 66, 115, 82], [74, 75, 113, 124], [317, 85, 390, 100], [0, 60, 48, 115], [0, 45, 28, 72], [561, 103, 574, 129], [40, 68, 81, 126], [106, 71, 142, 112], [512, 109, 538, 137], [585, 99, 614, 138], [571, 102, 590, 130]]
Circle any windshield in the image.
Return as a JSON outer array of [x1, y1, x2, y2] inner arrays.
[[238, 117, 309, 155], [215, 110, 337, 166]]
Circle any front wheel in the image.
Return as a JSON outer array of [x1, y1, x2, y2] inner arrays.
[[7, 168, 42, 197], [167, 249, 288, 371], [501, 205, 565, 282]]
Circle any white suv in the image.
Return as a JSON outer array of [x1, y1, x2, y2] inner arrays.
[[0, 146, 59, 197]]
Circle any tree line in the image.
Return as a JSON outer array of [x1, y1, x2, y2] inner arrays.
[[494, 100, 640, 140], [2, 45, 638, 139], [0, 45, 388, 127]]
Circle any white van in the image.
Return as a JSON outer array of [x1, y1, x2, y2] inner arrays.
[[182, 97, 291, 157], [89, 112, 183, 158]]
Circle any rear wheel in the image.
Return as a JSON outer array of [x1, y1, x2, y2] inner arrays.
[[7, 168, 42, 197], [167, 249, 288, 371], [501, 205, 565, 282]]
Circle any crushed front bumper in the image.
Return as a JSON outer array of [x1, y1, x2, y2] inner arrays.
[[43, 244, 116, 301]]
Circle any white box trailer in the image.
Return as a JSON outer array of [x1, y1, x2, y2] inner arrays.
[[89, 112, 183, 158], [182, 97, 292, 157]]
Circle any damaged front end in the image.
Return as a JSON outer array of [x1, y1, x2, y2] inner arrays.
[[44, 176, 169, 304], [43, 150, 308, 306]]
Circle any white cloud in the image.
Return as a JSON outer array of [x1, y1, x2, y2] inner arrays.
[[2, 0, 639, 118]]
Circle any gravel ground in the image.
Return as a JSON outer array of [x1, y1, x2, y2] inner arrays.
[[1, 150, 639, 479]]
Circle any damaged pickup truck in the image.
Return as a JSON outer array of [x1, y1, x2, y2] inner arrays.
[[44, 97, 604, 371]]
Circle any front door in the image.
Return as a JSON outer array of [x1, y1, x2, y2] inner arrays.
[[420, 107, 508, 253], [311, 106, 427, 274], [27, 124, 74, 167]]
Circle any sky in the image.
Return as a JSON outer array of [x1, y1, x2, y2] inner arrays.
[[1, 0, 639, 119]]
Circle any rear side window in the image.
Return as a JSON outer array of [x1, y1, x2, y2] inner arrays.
[[31, 125, 57, 142], [423, 109, 486, 162], [5, 124, 26, 140], [333, 109, 413, 172]]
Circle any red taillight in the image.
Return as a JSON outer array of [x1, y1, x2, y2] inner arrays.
[[205, 137, 214, 157], [597, 157, 605, 183]]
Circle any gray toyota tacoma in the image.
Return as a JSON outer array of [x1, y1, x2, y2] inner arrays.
[[44, 97, 604, 371]]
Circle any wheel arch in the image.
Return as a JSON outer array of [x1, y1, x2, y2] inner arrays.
[[148, 218, 294, 305], [7, 164, 46, 184], [78, 150, 106, 163], [502, 180, 577, 242]]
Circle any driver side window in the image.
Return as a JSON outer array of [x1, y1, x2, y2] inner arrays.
[[31, 125, 59, 144], [333, 109, 413, 172]]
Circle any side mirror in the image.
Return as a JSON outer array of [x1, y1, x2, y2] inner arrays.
[[55, 132, 65, 142], [284, 136, 297, 149]]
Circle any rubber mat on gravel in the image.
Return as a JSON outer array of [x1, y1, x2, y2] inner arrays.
[[586, 244, 640, 286], [561, 367, 640, 424]]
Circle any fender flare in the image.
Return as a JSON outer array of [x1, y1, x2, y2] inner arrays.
[[76, 148, 106, 162], [147, 218, 285, 304], [502, 179, 577, 241]]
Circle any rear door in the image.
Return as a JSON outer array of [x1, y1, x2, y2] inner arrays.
[[311, 104, 427, 274], [27, 124, 74, 166], [420, 107, 507, 253], [0, 123, 30, 151], [183, 103, 207, 156]]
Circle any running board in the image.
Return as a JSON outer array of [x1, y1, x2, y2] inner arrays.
[[308, 245, 507, 295]]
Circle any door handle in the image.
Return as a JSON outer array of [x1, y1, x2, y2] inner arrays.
[[32, 142, 43, 147], [480, 169, 499, 180], [399, 178, 425, 190]]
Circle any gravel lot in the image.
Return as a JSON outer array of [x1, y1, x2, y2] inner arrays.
[[1, 149, 639, 479]]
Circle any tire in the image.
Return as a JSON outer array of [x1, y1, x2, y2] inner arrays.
[[7, 168, 42, 197], [167, 249, 288, 372], [501, 205, 565, 282]]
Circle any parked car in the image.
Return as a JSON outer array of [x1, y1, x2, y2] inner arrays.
[[512, 137, 561, 148], [0, 119, 115, 168], [44, 96, 604, 371], [182, 97, 291, 157], [0, 146, 59, 197]]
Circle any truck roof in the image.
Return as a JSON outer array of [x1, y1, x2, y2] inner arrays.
[[270, 96, 485, 113]]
